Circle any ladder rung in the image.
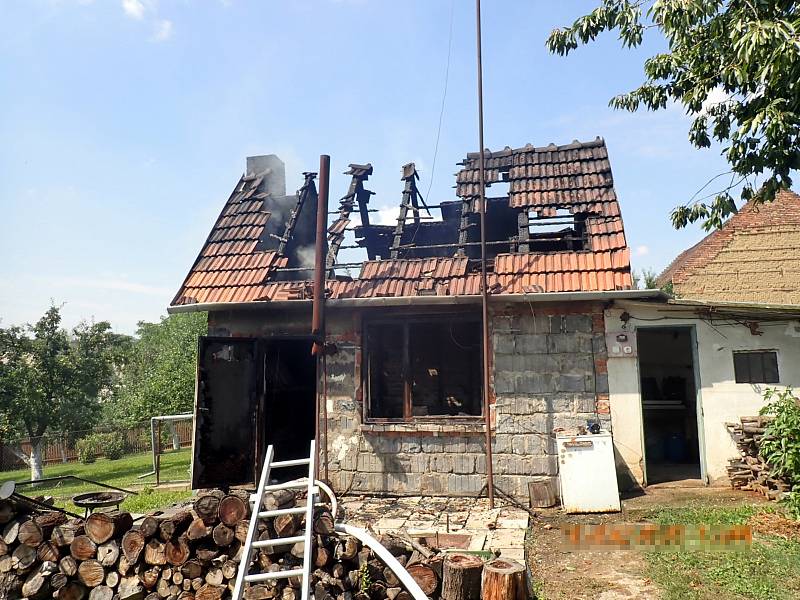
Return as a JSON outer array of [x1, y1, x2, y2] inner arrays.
[[263, 480, 309, 492], [252, 535, 305, 548], [245, 569, 304, 583], [258, 506, 306, 519], [271, 458, 312, 468]]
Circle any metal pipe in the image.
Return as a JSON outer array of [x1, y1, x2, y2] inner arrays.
[[476, 0, 495, 508], [312, 155, 331, 480]]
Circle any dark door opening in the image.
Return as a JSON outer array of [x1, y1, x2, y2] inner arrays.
[[193, 336, 317, 489], [262, 339, 317, 481], [637, 327, 702, 484]]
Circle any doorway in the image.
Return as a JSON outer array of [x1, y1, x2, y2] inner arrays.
[[192, 336, 317, 489], [637, 327, 702, 484]]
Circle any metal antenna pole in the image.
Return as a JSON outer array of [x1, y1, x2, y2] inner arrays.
[[476, 0, 495, 508]]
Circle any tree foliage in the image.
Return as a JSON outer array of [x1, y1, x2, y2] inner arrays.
[[109, 312, 207, 425], [0, 305, 129, 478], [547, 0, 800, 230]]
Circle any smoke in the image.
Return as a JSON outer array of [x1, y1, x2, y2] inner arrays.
[[295, 244, 317, 272]]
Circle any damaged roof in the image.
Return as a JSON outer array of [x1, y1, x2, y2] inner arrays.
[[171, 137, 633, 307], [658, 189, 800, 304]]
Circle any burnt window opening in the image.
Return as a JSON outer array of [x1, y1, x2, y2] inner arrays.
[[733, 350, 779, 384], [526, 209, 588, 252], [365, 316, 482, 420]]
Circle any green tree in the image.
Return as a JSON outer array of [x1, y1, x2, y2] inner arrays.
[[547, 1, 800, 230], [110, 313, 206, 426], [0, 306, 127, 480]]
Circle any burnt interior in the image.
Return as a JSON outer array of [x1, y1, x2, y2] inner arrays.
[[193, 337, 316, 488], [366, 316, 482, 421]]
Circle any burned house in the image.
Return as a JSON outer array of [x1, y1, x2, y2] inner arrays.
[[170, 138, 656, 499]]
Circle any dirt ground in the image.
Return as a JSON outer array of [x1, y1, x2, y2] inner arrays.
[[525, 485, 770, 600]]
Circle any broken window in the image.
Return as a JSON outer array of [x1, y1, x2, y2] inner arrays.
[[524, 209, 587, 252], [365, 316, 482, 420], [733, 351, 779, 384]]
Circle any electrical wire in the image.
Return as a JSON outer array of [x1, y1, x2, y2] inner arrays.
[[425, 0, 456, 203]]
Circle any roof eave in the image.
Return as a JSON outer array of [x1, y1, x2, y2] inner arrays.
[[167, 288, 666, 314]]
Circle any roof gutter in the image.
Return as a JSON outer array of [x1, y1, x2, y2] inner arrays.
[[167, 289, 666, 314]]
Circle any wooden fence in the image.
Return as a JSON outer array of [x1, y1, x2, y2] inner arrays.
[[0, 419, 193, 472]]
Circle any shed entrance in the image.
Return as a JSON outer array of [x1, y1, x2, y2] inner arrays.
[[192, 336, 317, 489], [637, 327, 703, 484]]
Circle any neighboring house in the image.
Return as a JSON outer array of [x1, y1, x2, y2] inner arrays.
[[609, 191, 800, 488], [657, 189, 800, 304], [170, 138, 659, 500]]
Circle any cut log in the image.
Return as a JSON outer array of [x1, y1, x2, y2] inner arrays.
[[11, 543, 37, 571], [314, 544, 331, 568], [157, 577, 171, 598], [0, 538, 6, 557], [118, 554, 133, 575], [407, 563, 438, 597], [205, 567, 223, 586], [60, 555, 78, 576], [71, 535, 97, 560], [88, 585, 114, 600], [2, 519, 21, 545], [52, 572, 68, 590], [159, 511, 193, 542], [0, 571, 22, 600], [119, 575, 145, 600], [36, 540, 60, 563], [78, 559, 106, 588], [262, 490, 296, 511], [180, 559, 203, 580], [140, 516, 160, 539], [234, 519, 250, 543], [140, 566, 161, 589], [59, 581, 87, 600], [273, 514, 299, 538], [18, 519, 45, 547], [86, 512, 133, 544], [211, 524, 234, 547], [481, 558, 526, 600], [22, 561, 56, 598], [313, 508, 335, 535], [441, 553, 484, 600], [98, 539, 120, 567], [0, 501, 14, 525], [106, 570, 120, 588], [196, 584, 224, 600], [166, 536, 191, 566], [52, 519, 84, 547], [334, 537, 359, 561], [122, 530, 146, 563], [218, 495, 248, 526], [193, 496, 220, 524], [35, 511, 67, 537], [144, 539, 167, 565], [186, 518, 211, 541], [221, 560, 238, 580]]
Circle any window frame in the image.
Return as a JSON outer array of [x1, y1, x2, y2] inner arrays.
[[362, 313, 484, 423], [732, 350, 780, 384]]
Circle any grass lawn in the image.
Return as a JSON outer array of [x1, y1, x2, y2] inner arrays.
[[0, 449, 193, 514], [644, 503, 800, 600]]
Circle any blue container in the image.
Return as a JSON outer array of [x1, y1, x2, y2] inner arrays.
[[665, 432, 687, 462]]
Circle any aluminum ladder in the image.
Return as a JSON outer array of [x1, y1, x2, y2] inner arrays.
[[232, 440, 317, 600]]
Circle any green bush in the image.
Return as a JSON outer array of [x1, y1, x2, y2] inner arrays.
[[759, 387, 800, 519], [75, 432, 126, 463]]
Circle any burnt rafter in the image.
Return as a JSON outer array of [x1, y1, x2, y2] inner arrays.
[[389, 163, 432, 259], [326, 163, 374, 269], [278, 171, 318, 257]]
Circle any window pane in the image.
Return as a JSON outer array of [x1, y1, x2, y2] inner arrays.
[[748, 353, 765, 383], [763, 353, 780, 383], [733, 353, 750, 383], [367, 324, 404, 418], [409, 320, 482, 416]]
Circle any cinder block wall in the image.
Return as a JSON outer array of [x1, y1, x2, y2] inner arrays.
[[325, 302, 610, 500]]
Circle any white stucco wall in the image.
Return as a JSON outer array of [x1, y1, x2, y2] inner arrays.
[[605, 301, 800, 486]]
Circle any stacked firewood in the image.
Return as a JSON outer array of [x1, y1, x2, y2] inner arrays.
[[726, 415, 791, 500], [0, 487, 453, 600]]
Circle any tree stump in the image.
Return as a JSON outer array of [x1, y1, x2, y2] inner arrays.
[[481, 558, 526, 600], [441, 553, 484, 600]]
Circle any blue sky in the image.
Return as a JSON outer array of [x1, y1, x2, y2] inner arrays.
[[1, 0, 736, 334]]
